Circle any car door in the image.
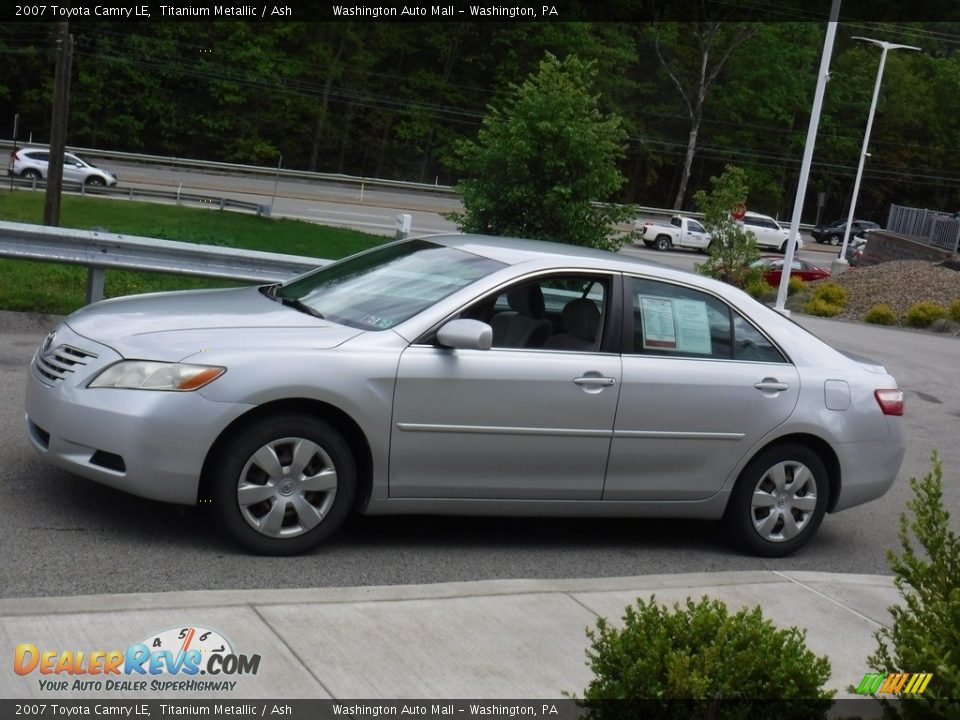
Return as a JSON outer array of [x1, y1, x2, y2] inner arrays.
[[604, 276, 800, 501], [62, 153, 84, 184], [685, 219, 710, 249], [390, 273, 622, 500]]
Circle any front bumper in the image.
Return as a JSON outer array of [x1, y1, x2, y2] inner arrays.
[[24, 326, 251, 505]]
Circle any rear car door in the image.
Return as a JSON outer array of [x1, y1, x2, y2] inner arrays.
[[605, 275, 800, 500]]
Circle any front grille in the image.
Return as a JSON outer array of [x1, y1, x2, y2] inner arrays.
[[33, 344, 98, 384]]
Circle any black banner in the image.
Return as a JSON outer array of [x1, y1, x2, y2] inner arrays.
[[1, 699, 959, 720]]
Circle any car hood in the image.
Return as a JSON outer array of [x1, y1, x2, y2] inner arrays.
[[64, 286, 363, 361]]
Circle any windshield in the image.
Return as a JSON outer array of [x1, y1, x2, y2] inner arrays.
[[276, 240, 505, 330]]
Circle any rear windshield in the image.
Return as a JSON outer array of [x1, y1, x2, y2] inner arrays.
[[278, 240, 505, 330]]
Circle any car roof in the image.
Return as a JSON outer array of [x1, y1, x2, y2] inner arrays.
[[743, 211, 775, 220]]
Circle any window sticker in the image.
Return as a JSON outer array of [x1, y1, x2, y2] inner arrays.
[[640, 296, 712, 354]]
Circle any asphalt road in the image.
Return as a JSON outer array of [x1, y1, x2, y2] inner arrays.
[[1, 309, 957, 599]]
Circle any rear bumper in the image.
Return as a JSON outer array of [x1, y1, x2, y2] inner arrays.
[[831, 421, 906, 512]]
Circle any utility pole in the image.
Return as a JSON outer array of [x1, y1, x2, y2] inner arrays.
[[43, 22, 73, 227]]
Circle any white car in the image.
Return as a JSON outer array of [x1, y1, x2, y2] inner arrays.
[[739, 212, 803, 253], [637, 215, 713, 252], [7, 148, 118, 187]]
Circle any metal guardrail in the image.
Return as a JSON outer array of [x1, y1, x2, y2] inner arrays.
[[0, 220, 327, 304], [2, 140, 458, 197], [7, 175, 271, 216]]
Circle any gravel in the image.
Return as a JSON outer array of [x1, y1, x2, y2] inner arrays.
[[813, 260, 960, 323]]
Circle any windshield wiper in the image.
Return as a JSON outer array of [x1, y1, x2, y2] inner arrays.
[[260, 285, 324, 319], [278, 296, 324, 319]]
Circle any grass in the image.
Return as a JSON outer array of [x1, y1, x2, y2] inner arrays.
[[0, 189, 386, 314]]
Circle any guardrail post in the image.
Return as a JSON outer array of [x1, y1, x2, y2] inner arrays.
[[85, 267, 105, 304], [395, 213, 412, 241], [219, 197, 226, 211]]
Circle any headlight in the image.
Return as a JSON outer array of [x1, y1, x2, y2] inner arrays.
[[88, 361, 225, 391]]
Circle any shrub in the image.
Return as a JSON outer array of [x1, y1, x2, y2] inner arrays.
[[905, 301, 946, 328], [787, 276, 808, 296], [868, 453, 960, 705], [581, 596, 833, 717], [745, 278, 774, 300], [948, 299, 960, 323], [864, 304, 897, 325], [803, 298, 843, 317], [930, 318, 960, 335], [810, 282, 847, 308]]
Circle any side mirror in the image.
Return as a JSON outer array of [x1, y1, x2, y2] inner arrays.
[[436, 319, 492, 351]]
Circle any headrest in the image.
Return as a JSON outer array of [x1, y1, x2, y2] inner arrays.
[[506, 284, 546, 318], [562, 298, 601, 341]]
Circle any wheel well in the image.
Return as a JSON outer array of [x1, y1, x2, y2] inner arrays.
[[199, 399, 374, 511], [748, 434, 841, 512]]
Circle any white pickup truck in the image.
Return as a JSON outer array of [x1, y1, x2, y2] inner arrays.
[[636, 215, 713, 251]]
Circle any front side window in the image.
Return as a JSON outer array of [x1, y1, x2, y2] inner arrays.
[[626, 277, 785, 363], [461, 274, 609, 351], [276, 240, 504, 330], [688, 220, 706, 234]]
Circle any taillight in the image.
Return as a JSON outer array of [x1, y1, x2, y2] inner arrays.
[[875, 389, 904, 416]]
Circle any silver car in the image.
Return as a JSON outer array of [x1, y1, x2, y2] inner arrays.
[[24, 235, 905, 557], [8, 148, 118, 187]]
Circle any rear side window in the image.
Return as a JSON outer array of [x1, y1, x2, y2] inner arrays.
[[626, 277, 786, 363]]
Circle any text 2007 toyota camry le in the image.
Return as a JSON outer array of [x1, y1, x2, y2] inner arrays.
[[25, 235, 905, 556]]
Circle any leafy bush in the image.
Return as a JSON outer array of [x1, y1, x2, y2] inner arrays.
[[745, 278, 775, 300], [810, 282, 847, 307], [803, 298, 843, 317], [948, 299, 960, 323], [693, 166, 761, 289], [930, 318, 960, 335], [905, 301, 947, 328], [864, 304, 897, 325], [787, 276, 808, 296], [802, 282, 847, 317], [581, 596, 833, 713], [868, 453, 960, 704]]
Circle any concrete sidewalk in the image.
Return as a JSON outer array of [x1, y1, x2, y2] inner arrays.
[[0, 571, 900, 700]]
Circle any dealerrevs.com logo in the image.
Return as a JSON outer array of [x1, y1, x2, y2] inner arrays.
[[13, 626, 261, 693]]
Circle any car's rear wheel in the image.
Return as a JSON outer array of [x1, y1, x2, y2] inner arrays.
[[829, 235, 840, 246], [655, 235, 672, 251], [211, 415, 356, 555], [86, 176, 106, 187], [21, 169, 41, 180], [724, 443, 828, 557]]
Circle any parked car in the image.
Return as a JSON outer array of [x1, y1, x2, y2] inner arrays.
[[636, 215, 714, 252], [738, 211, 803, 253], [845, 238, 868, 266], [750, 256, 831, 286], [812, 219, 880, 246], [7, 148, 118, 187], [25, 235, 904, 558]]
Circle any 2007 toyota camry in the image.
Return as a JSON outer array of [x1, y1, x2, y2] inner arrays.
[[25, 235, 905, 556]]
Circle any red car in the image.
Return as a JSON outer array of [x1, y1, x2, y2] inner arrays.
[[751, 256, 831, 286]]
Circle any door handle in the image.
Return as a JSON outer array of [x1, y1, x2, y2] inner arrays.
[[754, 379, 789, 392], [574, 376, 616, 387]]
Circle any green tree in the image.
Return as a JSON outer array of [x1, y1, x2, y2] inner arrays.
[[868, 452, 960, 707], [448, 53, 633, 250], [693, 165, 761, 289]]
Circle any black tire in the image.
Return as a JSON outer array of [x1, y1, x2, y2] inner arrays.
[[86, 176, 106, 187], [21, 169, 41, 180], [829, 235, 840, 246], [655, 235, 672, 251], [210, 414, 356, 555], [724, 443, 828, 557], [779, 241, 788, 254]]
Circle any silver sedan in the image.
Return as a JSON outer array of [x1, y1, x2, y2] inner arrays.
[[24, 235, 906, 556]]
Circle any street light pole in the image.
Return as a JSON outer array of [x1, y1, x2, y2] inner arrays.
[[834, 38, 920, 272]]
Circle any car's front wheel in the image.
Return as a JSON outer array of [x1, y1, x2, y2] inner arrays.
[[211, 415, 356, 555], [829, 235, 840, 246], [86, 176, 106, 187], [724, 443, 828, 557]]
